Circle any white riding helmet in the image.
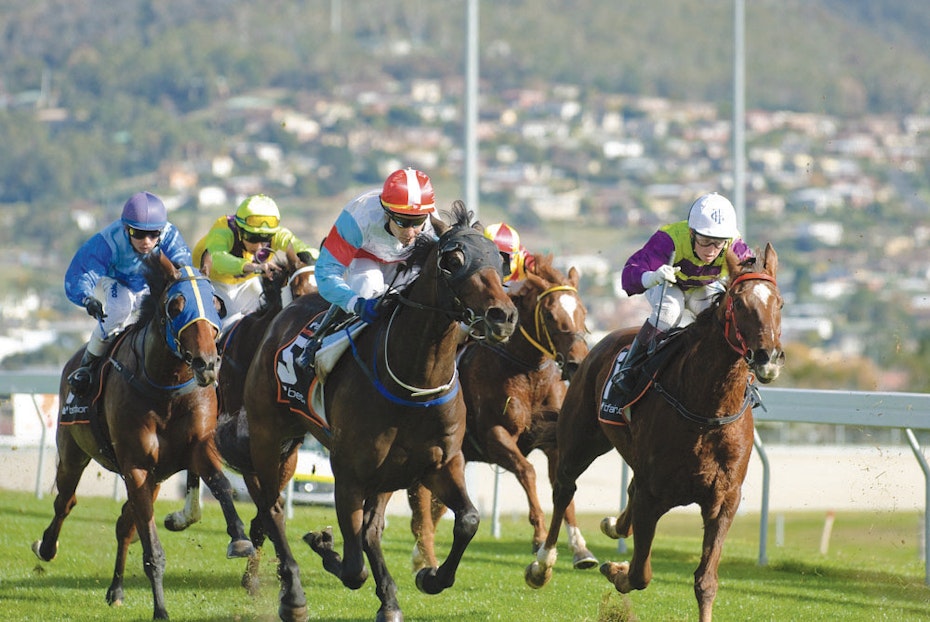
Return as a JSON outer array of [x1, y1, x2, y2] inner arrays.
[[687, 193, 739, 239]]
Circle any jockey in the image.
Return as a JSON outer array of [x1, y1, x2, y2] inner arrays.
[[484, 221, 535, 291], [192, 194, 318, 330], [297, 167, 438, 370], [605, 192, 755, 403], [64, 191, 193, 396]]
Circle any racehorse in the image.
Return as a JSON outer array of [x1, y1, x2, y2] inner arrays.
[[32, 251, 254, 620], [524, 243, 784, 622], [165, 246, 316, 545], [235, 201, 517, 622], [407, 253, 598, 572]]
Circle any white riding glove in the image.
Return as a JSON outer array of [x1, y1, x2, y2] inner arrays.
[[641, 264, 677, 289]]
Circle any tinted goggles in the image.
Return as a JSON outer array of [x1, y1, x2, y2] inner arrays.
[[128, 227, 162, 240], [693, 233, 728, 249], [386, 211, 428, 229], [240, 214, 280, 229], [242, 231, 273, 244]]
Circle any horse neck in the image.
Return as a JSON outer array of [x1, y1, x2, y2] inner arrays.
[[507, 295, 551, 366], [383, 280, 458, 389], [668, 317, 748, 413], [140, 317, 193, 386]]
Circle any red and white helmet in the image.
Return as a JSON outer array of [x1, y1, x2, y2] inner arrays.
[[380, 168, 436, 216], [484, 222, 521, 255]]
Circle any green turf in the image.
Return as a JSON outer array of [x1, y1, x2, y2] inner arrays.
[[1, 490, 927, 621]]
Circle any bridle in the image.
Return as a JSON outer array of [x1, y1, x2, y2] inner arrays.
[[721, 272, 778, 360], [518, 284, 585, 368]]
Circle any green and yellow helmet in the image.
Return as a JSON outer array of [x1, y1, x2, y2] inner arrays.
[[235, 194, 281, 235]]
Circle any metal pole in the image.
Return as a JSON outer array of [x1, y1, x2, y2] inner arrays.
[[32, 394, 48, 499], [905, 428, 930, 585], [491, 465, 502, 538], [616, 460, 629, 554], [733, 0, 746, 230], [464, 0, 479, 217], [753, 427, 770, 566]]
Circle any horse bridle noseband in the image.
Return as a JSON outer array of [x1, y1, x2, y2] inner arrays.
[[721, 272, 778, 360]]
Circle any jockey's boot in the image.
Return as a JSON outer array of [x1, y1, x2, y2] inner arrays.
[[67, 350, 102, 397], [296, 304, 340, 372], [608, 322, 664, 400]]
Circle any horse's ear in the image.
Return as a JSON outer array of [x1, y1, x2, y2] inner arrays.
[[567, 266, 580, 288], [158, 250, 180, 281], [762, 242, 778, 278], [200, 250, 212, 277], [725, 248, 741, 276], [431, 214, 450, 236]]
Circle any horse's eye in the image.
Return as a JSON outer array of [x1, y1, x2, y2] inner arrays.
[[439, 249, 466, 275], [167, 294, 186, 319]]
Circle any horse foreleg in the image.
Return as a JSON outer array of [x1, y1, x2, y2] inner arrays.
[[485, 425, 547, 552], [414, 454, 479, 597], [106, 501, 137, 608], [407, 483, 441, 572], [693, 496, 740, 622], [543, 446, 598, 570], [600, 491, 660, 595], [362, 493, 403, 622], [304, 486, 369, 590], [124, 470, 169, 620], [200, 468, 255, 558], [164, 470, 202, 532], [240, 474, 266, 596]]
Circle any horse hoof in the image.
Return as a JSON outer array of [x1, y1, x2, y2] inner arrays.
[[241, 571, 260, 596], [414, 567, 443, 595], [164, 511, 194, 532], [278, 604, 309, 622], [524, 561, 552, 589], [600, 516, 620, 539], [227, 539, 256, 559], [572, 549, 599, 570], [31, 539, 57, 562], [376, 606, 404, 622], [303, 528, 334, 555], [599, 561, 632, 593]]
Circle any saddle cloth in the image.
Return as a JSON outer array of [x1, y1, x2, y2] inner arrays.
[[274, 319, 368, 428]]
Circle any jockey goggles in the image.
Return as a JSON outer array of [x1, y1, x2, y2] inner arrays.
[[242, 231, 273, 244], [693, 233, 729, 250], [240, 214, 280, 229], [128, 226, 162, 240], [385, 210, 428, 229]]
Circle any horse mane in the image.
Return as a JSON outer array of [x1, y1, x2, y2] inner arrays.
[[132, 253, 181, 329], [403, 199, 478, 273]]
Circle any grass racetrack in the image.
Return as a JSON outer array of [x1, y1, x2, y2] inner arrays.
[[1, 490, 927, 621]]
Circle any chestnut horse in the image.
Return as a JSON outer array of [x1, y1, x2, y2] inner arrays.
[[33, 252, 254, 620], [408, 253, 598, 571], [232, 202, 517, 622], [165, 246, 316, 541], [524, 243, 784, 622]]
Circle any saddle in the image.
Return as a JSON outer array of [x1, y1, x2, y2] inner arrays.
[[598, 329, 686, 425], [60, 357, 119, 468]]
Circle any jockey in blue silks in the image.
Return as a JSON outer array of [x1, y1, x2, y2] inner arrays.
[[64, 191, 192, 396]]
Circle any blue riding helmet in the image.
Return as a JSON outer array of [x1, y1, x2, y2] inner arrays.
[[122, 191, 168, 231]]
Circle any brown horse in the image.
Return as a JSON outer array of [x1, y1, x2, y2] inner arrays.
[[233, 201, 517, 622], [32, 252, 254, 620], [408, 253, 598, 571], [166, 246, 316, 539], [524, 243, 784, 622]]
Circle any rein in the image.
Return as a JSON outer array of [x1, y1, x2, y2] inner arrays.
[[652, 377, 763, 427]]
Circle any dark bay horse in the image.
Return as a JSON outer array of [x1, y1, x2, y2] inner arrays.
[[33, 252, 254, 620], [234, 202, 517, 622], [408, 253, 597, 571], [166, 246, 316, 537], [524, 243, 784, 622]]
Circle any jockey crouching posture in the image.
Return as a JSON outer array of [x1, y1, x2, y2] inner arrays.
[[65, 192, 193, 396], [296, 167, 439, 371], [192, 194, 317, 332], [603, 193, 755, 411]]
